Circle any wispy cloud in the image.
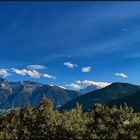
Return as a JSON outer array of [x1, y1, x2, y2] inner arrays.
[[11, 68, 27, 76], [65, 83, 80, 89], [76, 80, 82, 84], [26, 70, 41, 79], [27, 65, 46, 70], [124, 52, 140, 59], [115, 73, 128, 78], [64, 62, 78, 68], [81, 80, 111, 88], [42, 73, 56, 80], [0, 69, 12, 78], [81, 67, 91, 73], [12, 68, 41, 78], [67, 80, 111, 89], [11, 68, 55, 80]]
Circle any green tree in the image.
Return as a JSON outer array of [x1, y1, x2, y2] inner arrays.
[[31, 96, 57, 139], [1, 96, 140, 139], [86, 103, 140, 139], [0, 109, 20, 139], [18, 104, 33, 139], [57, 104, 88, 139]]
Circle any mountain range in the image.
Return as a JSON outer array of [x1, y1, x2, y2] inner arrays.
[[61, 82, 140, 111], [0, 78, 140, 114], [0, 78, 80, 113]]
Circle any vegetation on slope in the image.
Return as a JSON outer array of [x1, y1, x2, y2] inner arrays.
[[0, 97, 140, 139], [108, 91, 140, 112]]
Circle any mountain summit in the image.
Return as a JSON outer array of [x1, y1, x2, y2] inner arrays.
[[61, 82, 140, 111], [0, 79, 80, 113]]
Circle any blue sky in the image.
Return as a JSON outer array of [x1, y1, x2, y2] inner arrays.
[[0, 1, 140, 89]]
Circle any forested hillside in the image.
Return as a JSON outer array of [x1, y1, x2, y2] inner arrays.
[[61, 82, 140, 111], [0, 97, 140, 139]]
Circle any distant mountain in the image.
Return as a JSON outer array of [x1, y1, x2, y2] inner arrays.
[[0, 79, 13, 105], [79, 85, 99, 94], [61, 82, 140, 111], [108, 91, 140, 112], [0, 78, 80, 113], [30, 85, 80, 107]]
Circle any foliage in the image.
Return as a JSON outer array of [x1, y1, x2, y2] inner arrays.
[[0, 97, 140, 139]]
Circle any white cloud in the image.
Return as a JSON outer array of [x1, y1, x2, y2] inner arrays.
[[76, 80, 82, 84], [82, 80, 111, 88], [65, 83, 80, 89], [27, 65, 46, 70], [81, 67, 91, 73], [12, 68, 56, 80], [115, 73, 128, 78], [11, 68, 27, 76], [26, 70, 41, 78], [66, 80, 111, 90], [12, 68, 41, 78], [42, 73, 56, 80], [64, 62, 78, 68], [0, 69, 11, 78]]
